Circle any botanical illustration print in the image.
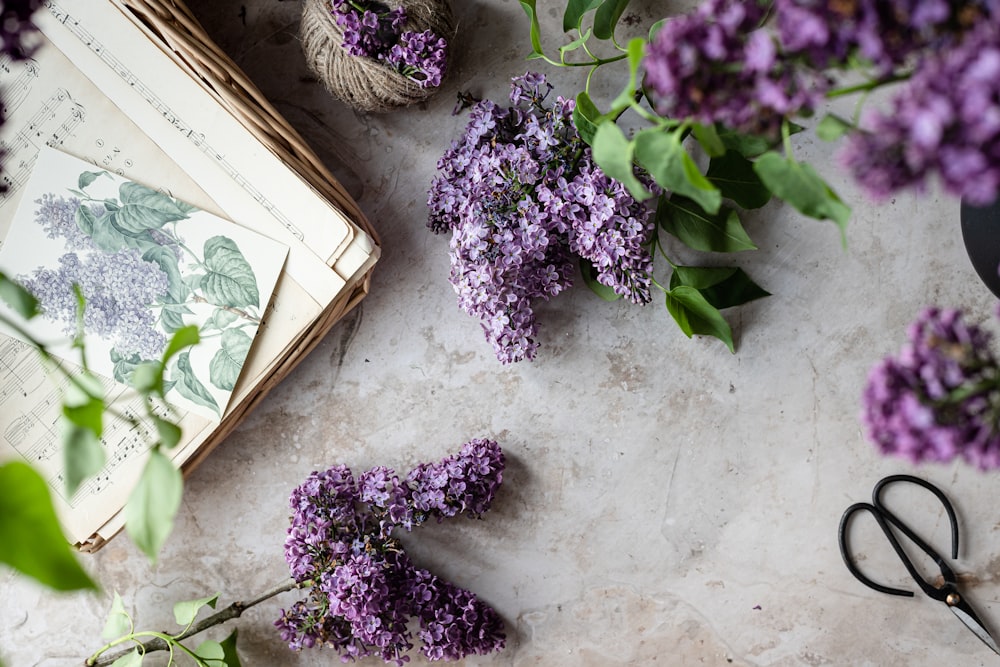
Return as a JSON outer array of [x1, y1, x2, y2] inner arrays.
[[0, 147, 288, 420]]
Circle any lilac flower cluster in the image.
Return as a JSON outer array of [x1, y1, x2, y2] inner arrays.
[[642, 0, 1000, 203], [34, 195, 99, 251], [774, 0, 995, 72], [643, 0, 826, 137], [19, 248, 169, 359], [861, 307, 1000, 469], [0, 0, 39, 61], [331, 0, 447, 89], [276, 439, 507, 663], [18, 195, 172, 359], [840, 21, 1000, 204], [427, 73, 655, 364]]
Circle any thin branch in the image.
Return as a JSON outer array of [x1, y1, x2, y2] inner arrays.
[[87, 579, 303, 666]]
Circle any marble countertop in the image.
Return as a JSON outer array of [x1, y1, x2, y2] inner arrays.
[[5, 1, 1000, 665]]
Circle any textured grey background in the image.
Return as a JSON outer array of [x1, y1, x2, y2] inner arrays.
[[5, 1, 1000, 665]]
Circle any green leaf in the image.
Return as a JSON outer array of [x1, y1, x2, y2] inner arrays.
[[593, 0, 631, 40], [657, 196, 756, 253], [754, 152, 851, 235], [152, 415, 182, 449], [200, 236, 260, 309], [203, 309, 239, 332], [220, 629, 242, 667], [125, 449, 183, 562], [816, 113, 853, 141], [78, 170, 107, 190], [102, 592, 132, 640], [0, 461, 97, 590], [648, 18, 667, 41], [669, 266, 770, 309], [608, 37, 645, 115], [559, 28, 592, 61], [109, 650, 143, 667], [158, 306, 187, 333], [692, 123, 726, 158], [0, 273, 39, 319], [87, 209, 155, 255], [564, 0, 601, 31], [573, 91, 602, 146], [130, 361, 162, 394], [62, 419, 105, 497], [162, 325, 200, 366], [111, 182, 190, 235], [209, 327, 252, 391], [195, 640, 226, 667], [62, 389, 104, 438], [518, 0, 544, 57], [579, 257, 621, 301], [142, 245, 187, 306], [706, 151, 772, 209], [592, 122, 651, 201], [633, 127, 721, 214], [716, 126, 774, 158], [664, 286, 734, 352], [174, 593, 219, 627], [171, 351, 220, 415], [112, 351, 145, 385]]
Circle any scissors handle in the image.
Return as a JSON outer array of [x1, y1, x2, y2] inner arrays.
[[839, 475, 960, 601]]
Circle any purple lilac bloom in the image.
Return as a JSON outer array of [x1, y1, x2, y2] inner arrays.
[[427, 73, 654, 363], [33, 194, 98, 251], [643, 0, 826, 137], [277, 440, 507, 662], [408, 566, 506, 661], [861, 307, 1000, 469], [840, 21, 1000, 204], [775, 0, 998, 72], [385, 29, 448, 89], [19, 248, 170, 359], [330, 0, 446, 89], [0, 0, 40, 60], [406, 437, 505, 519]]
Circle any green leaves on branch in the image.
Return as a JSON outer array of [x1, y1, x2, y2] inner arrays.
[[0, 462, 97, 591], [657, 196, 756, 253], [664, 266, 769, 352], [92, 592, 243, 666]]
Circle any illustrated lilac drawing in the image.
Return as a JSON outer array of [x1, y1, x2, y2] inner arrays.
[[276, 438, 507, 663], [18, 169, 265, 417]]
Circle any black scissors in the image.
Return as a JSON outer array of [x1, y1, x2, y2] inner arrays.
[[839, 474, 1000, 655]]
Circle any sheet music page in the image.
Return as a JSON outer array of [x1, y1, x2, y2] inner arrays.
[[0, 9, 337, 545], [38, 0, 356, 302]]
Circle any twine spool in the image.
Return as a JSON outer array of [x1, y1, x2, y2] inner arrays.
[[300, 0, 455, 113]]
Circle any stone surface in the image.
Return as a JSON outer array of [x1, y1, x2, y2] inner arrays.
[[5, 1, 1000, 665]]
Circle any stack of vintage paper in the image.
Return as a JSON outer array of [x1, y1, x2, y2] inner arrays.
[[0, 0, 379, 550]]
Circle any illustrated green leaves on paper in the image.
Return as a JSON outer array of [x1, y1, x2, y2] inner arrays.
[[0, 147, 290, 423]]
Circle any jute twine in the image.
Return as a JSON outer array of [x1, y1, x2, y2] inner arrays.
[[300, 0, 455, 113]]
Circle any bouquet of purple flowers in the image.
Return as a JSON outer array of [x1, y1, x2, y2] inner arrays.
[[427, 73, 658, 363], [862, 307, 1000, 470], [331, 0, 447, 89], [275, 438, 507, 663]]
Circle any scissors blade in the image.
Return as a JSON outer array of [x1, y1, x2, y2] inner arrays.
[[950, 603, 1000, 655]]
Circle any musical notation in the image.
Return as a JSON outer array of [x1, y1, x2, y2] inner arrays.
[[0, 87, 85, 210], [44, 0, 306, 242], [0, 56, 39, 118]]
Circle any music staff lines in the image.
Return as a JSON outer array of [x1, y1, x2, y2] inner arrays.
[[44, 0, 306, 241]]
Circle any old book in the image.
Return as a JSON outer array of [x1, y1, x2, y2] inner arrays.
[[0, 0, 379, 551]]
